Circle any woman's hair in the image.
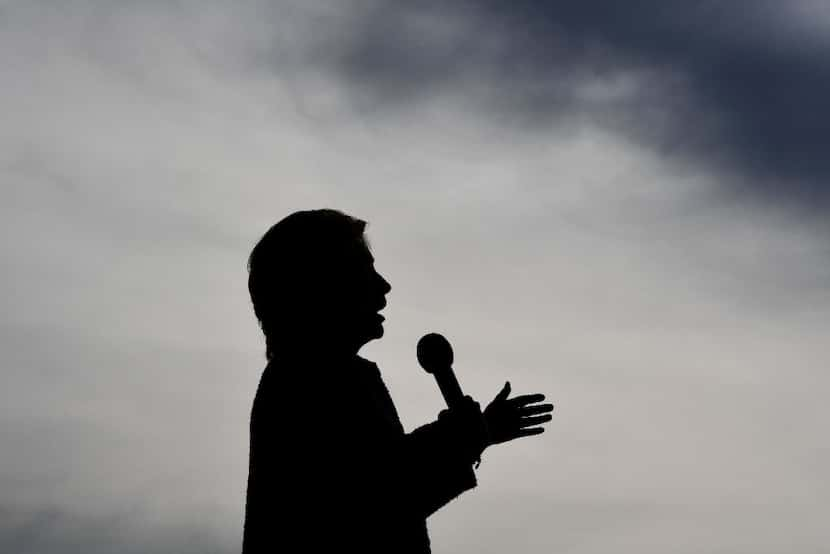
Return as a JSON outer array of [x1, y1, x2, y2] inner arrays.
[[247, 209, 367, 361]]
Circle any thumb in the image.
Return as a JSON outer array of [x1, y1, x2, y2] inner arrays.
[[495, 381, 511, 402]]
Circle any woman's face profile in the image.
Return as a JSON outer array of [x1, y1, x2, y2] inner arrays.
[[324, 237, 392, 350]]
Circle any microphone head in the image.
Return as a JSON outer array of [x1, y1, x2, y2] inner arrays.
[[417, 333, 454, 374]]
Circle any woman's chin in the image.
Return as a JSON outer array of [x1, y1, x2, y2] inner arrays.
[[366, 318, 385, 341]]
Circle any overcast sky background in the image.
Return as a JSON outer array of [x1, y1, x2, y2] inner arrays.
[[2, 1, 829, 552]]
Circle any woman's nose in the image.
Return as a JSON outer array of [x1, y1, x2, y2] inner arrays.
[[377, 271, 392, 294]]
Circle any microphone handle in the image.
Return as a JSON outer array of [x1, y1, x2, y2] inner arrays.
[[433, 366, 465, 409]]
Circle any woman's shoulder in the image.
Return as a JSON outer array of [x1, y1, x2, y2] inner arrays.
[[252, 355, 356, 411]]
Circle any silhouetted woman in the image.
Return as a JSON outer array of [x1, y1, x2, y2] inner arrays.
[[242, 209, 552, 553]]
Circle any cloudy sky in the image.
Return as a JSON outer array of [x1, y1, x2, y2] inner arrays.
[[2, 1, 829, 552]]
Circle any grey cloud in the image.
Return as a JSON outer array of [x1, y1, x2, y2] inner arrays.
[[0, 506, 230, 554], [331, 0, 830, 208]]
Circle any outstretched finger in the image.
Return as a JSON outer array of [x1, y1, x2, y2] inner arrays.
[[513, 427, 545, 439], [494, 381, 511, 403], [507, 393, 546, 407], [519, 403, 554, 416], [519, 414, 553, 427]]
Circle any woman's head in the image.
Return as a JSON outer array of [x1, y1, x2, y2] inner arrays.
[[247, 209, 391, 361]]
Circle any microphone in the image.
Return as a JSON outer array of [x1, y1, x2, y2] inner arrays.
[[417, 333, 465, 409]]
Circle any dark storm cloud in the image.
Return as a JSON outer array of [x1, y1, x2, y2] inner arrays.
[[334, 0, 830, 207]]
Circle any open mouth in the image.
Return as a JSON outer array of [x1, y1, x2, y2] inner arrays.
[[373, 300, 386, 321]]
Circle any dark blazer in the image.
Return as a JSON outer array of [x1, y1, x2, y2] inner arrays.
[[242, 353, 478, 553]]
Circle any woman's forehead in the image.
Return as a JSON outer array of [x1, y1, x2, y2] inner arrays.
[[336, 235, 373, 264]]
